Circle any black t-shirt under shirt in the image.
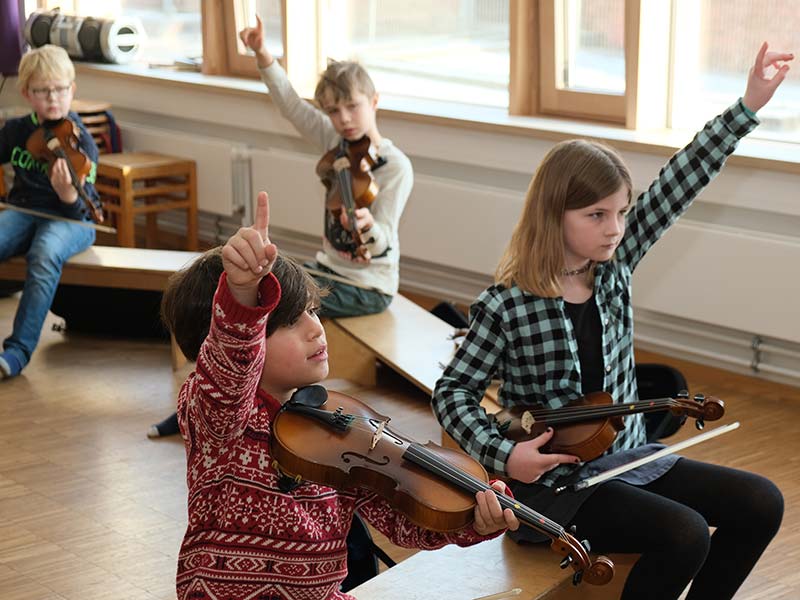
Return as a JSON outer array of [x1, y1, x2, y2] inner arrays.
[[563, 295, 604, 394]]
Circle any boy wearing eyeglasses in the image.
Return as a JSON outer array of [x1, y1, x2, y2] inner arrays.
[[0, 44, 100, 379]]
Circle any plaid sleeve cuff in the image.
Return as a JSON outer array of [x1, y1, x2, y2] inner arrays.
[[723, 98, 760, 137]]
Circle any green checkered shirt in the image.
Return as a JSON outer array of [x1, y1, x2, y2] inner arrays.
[[432, 100, 758, 486]]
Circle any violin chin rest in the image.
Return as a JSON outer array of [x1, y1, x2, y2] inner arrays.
[[290, 385, 329, 407]]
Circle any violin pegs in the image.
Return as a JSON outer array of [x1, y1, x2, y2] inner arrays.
[[677, 389, 689, 399], [695, 419, 705, 431], [560, 556, 572, 569], [569, 525, 577, 535], [580, 538, 591, 553], [693, 393, 705, 403], [572, 571, 583, 586]]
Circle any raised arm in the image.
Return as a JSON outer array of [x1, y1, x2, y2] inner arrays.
[[182, 193, 280, 438], [620, 42, 792, 271], [241, 14, 338, 152]]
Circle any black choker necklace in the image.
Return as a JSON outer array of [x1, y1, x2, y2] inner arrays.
[[561, 262, 593, 277]]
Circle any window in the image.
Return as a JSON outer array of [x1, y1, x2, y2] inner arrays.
[[671, 0, 800, 142], [26, 0, 798, 145], [322, 0, 510, 108], [219, 0, 283, 77]]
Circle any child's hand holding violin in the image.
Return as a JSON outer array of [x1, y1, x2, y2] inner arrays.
[[222, 191, 278, 307], [239, 14, 273, 69], [472, 480, 520, 536], [50, 158, 78, 205], [742, 41, 793, 113], [506, 428, 581, 484]]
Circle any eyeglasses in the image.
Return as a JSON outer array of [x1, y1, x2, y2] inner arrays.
[[29, 85, 72, 100]]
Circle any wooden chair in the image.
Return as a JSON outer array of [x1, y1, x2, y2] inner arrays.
[[95, 152, 199, 250], [71, 99, 113, 154]]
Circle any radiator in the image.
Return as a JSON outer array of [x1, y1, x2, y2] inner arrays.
[[633, 220, 800, 345], [248, 147, 324, 236]]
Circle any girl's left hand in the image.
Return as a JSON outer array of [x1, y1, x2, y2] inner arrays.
[[472, 480, 520, 536], [742, 42, 793, 113]]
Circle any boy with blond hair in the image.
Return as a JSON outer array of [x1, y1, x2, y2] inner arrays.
[[0, 45, 100, 379], [240, 15, 413, 318]]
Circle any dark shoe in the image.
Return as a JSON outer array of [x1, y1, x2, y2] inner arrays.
[[147, 412, 180, 438]]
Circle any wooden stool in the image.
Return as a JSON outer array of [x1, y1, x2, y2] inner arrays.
[[71, 99, 113, 153], [96, 152, 198, 250]]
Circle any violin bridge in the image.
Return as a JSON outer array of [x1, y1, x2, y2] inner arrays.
[[333, 156, 351, 172], [370, 420, 387, 450], [521, 411, 535, 434]]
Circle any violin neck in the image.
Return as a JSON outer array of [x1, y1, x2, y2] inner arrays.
[[404, 442, 563, 538], [535, 397, 678, 426]]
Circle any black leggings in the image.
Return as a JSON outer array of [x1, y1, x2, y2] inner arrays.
[[570, 458, 783, 600]]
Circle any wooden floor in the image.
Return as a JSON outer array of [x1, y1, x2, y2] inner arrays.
[[0, 291, 798, 599]]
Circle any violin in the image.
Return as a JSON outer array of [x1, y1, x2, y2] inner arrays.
[[271, 386, 615, 586], [490, 391, 725, 463], [26, 118, 105, 224], [315, 136, 382, 262]]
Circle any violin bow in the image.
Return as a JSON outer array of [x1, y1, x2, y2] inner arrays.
[[0, 201, 117, 234], [300, 264, 381, 292], [555, 421, 741, 494]]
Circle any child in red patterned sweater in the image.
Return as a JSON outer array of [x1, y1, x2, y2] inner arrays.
[[162, 191, 519, 600]]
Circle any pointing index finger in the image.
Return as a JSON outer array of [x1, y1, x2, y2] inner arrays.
[[254, 191, 269, 241]]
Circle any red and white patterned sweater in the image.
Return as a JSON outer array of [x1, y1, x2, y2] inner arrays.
[[176, 273, 497, 600]]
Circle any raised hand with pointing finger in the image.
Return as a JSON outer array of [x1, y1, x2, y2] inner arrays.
[[222, 191, 278, 307]]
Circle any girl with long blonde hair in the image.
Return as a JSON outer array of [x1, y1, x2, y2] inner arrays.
[[433, 43, 791, 600]]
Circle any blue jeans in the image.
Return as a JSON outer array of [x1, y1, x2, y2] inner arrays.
[[0, 210, 95, 371]]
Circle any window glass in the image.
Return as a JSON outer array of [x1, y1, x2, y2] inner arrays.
[[556, 0, 625, 94], [671, 0, 799, 142], [323, 0, 509, 108], [233, 0, 284, 60]]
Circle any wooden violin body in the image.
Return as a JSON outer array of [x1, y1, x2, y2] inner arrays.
[[491, 391, 725, 462], [26, 118, 104, 224], [271, 386, 615, 586], [315, 136, 381, 261]]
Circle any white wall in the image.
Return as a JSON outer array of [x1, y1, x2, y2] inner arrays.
[[3, 66, 799, 383]]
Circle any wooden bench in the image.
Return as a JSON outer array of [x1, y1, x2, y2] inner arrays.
[[325, 293, 498, 411], [350, 534, 636, 600], [0, 245, 201, 369]]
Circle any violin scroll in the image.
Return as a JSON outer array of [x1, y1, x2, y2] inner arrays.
[[670, 392, 724, 429], [553, 529, 615, 586]]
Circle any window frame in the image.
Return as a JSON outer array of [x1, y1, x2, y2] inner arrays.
[[87, 0, 746, 137], [203, 0, 323, 99]]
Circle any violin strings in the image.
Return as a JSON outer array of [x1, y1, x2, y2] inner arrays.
[[405, 443, 564, 537], [510, 398, 678, 425], [523, 397, 674, 418]]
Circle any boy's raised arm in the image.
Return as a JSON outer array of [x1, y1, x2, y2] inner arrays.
[[241, 14, 338, 153], [184, 193, 280, 438]]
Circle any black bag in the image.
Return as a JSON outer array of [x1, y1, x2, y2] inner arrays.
[[635, 363, 689, 442], [49, 283, 168, 339], [430, 301, 469, 328], [340, 512, 396, 592]]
